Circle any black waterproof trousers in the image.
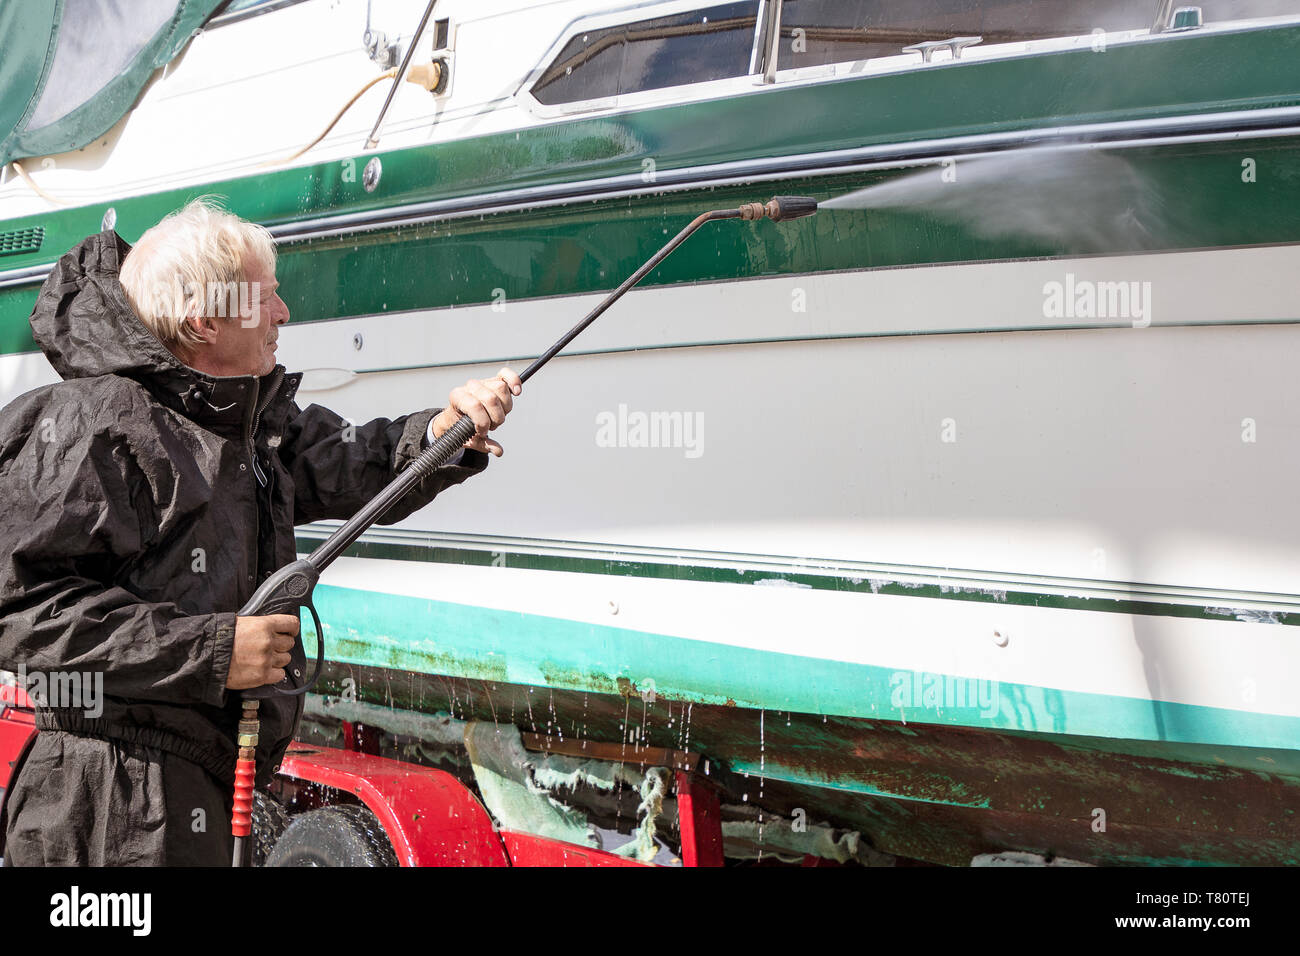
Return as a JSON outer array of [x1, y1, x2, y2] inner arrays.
[[2, 730, 245, 866]]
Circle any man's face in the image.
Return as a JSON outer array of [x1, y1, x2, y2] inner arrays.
[[226, 252, 289, 377], [186, 250, 289, 378]]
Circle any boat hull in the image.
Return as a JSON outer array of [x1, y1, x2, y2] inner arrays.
[[2, 6, 1299, 864], [297, 659, 1300, 866]]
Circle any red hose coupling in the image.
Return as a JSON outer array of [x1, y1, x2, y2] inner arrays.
[[231, 756, 256, 837]]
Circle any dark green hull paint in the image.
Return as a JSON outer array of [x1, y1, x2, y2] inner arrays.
[[4, 23, 1300, 350], [307, 663, 1300, 866], [4, 135, 1300, 354]]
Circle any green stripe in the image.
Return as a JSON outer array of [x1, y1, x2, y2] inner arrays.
[[307, 582, 1300, 751], [6, 140, 1300, 355], [4, 141, 1298, 354], [295, 532, 1300, 626]]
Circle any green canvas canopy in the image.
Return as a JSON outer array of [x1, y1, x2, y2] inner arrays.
[[0, 0, 227, 168]]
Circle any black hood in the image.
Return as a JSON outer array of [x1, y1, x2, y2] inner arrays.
[[33, 229, 199, 383], [30, 229, 293, 434]]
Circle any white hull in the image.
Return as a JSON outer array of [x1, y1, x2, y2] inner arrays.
[[6, 250, 1298, 740]]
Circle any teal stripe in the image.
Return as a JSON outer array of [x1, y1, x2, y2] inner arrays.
[[309, 582, 1300, 751]]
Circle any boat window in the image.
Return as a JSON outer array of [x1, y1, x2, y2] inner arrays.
[[775, 0, 1300, 69], [531, 1, 760, 106]]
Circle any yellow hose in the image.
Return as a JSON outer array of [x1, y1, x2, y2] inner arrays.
[[262, 68, 399, 167], [10, 66, 414, 200], [10, 160, 69, 207]]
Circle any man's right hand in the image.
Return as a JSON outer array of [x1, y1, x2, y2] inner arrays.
[[430, 367, 522, 457], [227, 614, 299, 689]]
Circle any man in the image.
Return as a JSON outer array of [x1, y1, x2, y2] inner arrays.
[[0, 198, 521, 865]]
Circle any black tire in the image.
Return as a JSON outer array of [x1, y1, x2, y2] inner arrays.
[[265, 804, 399, 867], [251, 790, 291, 867]]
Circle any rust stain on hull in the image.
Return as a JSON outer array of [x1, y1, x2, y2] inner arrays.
[[310, 662, 1300, 866]]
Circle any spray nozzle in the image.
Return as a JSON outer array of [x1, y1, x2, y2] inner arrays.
[[739, 196, 819, 223]]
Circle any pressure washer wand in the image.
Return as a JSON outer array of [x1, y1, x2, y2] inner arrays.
[[519, 196, 817, 384], [229, 195, 817, 866]]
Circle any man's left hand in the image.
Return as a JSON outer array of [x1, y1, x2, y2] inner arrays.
[[431, 367, 522, 457]]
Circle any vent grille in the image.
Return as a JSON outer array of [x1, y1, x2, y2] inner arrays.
[[0, 226, 44, 257]]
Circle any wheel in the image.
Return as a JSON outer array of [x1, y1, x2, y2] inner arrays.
[[251, 790, 291, 867], [264, 803, 399, 867]]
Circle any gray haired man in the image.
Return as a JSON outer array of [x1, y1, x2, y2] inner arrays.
[[0, 199, 520, 865]]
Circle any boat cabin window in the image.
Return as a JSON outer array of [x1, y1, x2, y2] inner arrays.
[[777, 0, 1147, 67], [776, 0, 1300, 69], [1186, 0, 1300, 23], [531, 1, 760, 106]]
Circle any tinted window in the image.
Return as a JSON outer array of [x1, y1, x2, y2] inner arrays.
[[532, 1, 759, 106], [776, 0, 1300, 69]]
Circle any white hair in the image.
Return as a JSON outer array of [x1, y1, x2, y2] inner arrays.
[[119, 197, 277, 353]]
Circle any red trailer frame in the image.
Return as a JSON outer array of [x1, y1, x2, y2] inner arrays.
[[0, 684, 34, 791], [0, 695, 726, 867]]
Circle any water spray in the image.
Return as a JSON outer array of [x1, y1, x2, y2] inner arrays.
[[229, 194, 819, 866], [819, 147, 1167, 252]]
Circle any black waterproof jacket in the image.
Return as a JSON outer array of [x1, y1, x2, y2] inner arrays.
[[0, 230, 487, 790]]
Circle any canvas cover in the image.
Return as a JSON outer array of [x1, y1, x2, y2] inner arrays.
[[0, 0, 226, 167]]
